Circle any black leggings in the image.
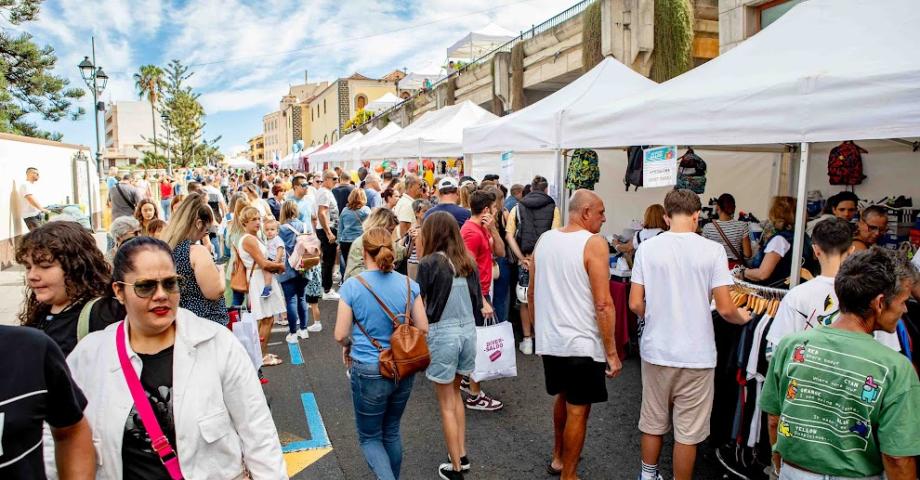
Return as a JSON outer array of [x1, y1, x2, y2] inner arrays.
[[317, 228, 337, 292]]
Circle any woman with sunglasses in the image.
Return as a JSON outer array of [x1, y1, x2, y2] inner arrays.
[[17, 221, 125, 356], [59, 236, 287, 479], [161, 193, 229, 325], [237, 206, 287, 366]]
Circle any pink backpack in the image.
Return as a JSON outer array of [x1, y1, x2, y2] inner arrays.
[[283, 224, 321, 271]]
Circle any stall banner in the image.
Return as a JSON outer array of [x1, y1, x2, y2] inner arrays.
[[500, 151, 514, 185], [643, 146, 678, 188]]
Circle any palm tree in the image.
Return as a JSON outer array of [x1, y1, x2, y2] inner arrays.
[[134, 65, 166, 154]]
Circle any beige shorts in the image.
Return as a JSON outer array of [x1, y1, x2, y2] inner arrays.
[[638, 360, 715, 445]]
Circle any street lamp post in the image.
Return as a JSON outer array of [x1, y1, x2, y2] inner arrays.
[[161, 113, 172, 175], [78, 37, 108, 179]]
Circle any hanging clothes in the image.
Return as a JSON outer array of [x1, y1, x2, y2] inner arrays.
[[565, 149, 600, 190]]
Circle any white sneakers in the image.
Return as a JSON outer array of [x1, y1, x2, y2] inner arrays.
[[307, 322, 323, 333], [297, 329, 309, 339], [322, 289, 341, 300], [519, 337, 534, 355], [285, 333, 298, 344]]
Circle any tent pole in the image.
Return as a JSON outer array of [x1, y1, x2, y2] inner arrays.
[[789, 142, 810, 287], [556, 149, 568, 224]]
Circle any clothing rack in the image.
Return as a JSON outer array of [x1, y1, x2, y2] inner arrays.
[[731, 276, 789, 298]]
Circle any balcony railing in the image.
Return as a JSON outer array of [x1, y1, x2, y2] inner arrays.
[[350, 0, 594, 132]]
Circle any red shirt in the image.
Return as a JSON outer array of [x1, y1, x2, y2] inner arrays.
[[160, 182, 173, 199], [461, 219, 492, 296]]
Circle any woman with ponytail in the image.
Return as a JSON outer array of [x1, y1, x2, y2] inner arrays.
[[334, 227, 428, 480]]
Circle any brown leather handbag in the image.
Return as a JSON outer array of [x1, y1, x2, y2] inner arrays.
[[230, 245, 254, 293], [354, 274, 430, 383]]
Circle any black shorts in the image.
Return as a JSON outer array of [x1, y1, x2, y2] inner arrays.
[[542, 355, 608, 405]]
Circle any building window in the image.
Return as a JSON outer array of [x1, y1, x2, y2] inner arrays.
[[400, 91, 411, 100], [355, 94, 368, 110], [323, 99, 327, 114], [756, 0, 806, 30]]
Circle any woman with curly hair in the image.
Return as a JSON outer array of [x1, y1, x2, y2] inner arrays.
[[16, 221, 125, 355], [133, 198, 160, 235]]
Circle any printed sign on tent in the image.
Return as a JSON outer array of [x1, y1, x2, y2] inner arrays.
[[500, 151, 513, 184], [642, 146, 678, 188]]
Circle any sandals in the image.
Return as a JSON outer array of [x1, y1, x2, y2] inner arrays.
[[262, 354, 283, 366], [547, 462, 562, 476]]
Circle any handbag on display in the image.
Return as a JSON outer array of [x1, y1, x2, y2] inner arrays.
[[471, 317, 518, 382], [354, 274, 430, 383]]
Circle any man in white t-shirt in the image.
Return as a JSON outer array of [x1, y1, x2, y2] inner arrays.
[[531, 190, 622, 479], [20, 167, 49, 231], [316, 170, 340, 299], [629, 189, 751, 480], [395, 174, 422, 236], [766, 217, 902, 351]]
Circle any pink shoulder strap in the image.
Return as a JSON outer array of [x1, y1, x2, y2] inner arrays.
[[116, 322, 184, 479]]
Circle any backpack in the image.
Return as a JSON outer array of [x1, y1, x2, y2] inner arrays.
[[827, 141, 867, 186], [284, 224, 321, 272], [624, 146, 647, 191], [675, 148, 707, 194], [565, 149, 600, 190], [76, 297, 102, 342]]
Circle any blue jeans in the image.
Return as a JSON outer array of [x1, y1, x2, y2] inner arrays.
[[160, 198, 172, 220], [281, 276, 308, 334], [231, 290, 246, 308], [350, 361, 415, 480], [492, 257, 512, 323]]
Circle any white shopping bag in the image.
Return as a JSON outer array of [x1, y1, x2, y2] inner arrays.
[[232, 311, 263, 370], [471, 320, 517, 382]]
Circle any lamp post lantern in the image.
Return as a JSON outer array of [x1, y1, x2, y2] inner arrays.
[[161, 112, 172, 175], [77, 37, 107, 179]]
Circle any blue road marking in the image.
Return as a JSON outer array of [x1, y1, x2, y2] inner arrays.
[[288, 341, 304, 365], [282, 392, 331, 452]]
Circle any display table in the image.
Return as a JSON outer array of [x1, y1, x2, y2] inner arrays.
[[609, 278, 635, 359]]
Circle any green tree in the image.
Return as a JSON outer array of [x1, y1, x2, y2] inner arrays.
[[148, 59, 220, 167], [134, 64, 165, 153], [0, 0, 85, 140]]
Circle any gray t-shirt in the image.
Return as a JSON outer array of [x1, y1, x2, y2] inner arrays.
[[109, 182, 138, 219]]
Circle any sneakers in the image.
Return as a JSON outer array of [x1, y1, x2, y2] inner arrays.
[[275, 317, 288, 326], [297, 329, 309, 339], [322, 289, 341, 300], [519, 337, 533, 355], [459, 377, 472, 395], [260, 286, 272, 298], [446, 455, 470, 472], [285, 333, 299, 344], [465, 392, 504, 411], [636, 474, 663, 480], [307, 322, 323, 333], [438, 463, 464, 480]]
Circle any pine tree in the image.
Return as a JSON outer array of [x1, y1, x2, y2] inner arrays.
[[0, 0, 85, 140], [149, 59, 220, 167]]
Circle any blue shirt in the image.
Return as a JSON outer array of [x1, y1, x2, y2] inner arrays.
[[106, 176, 118, 190], [424, 203, 470, 228], [340, 270, 420, 365], [287, 192, 317, 228], [338, 206, 371, 243], [365, 188, 382, 209], [504, 195, 519, 212]]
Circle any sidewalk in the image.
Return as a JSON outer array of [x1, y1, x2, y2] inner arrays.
[[0, 265, 24, 326]]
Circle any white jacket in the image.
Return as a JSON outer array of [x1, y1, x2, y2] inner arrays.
[[57, 309, 287, 479]]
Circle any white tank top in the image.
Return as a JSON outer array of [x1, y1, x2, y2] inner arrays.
[[533, 229, 605, 362]]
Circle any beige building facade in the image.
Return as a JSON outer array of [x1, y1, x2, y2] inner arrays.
[[262, 81, 328, 161], [103, 101, 164, 167], [719, 0, 804, 53], [302, 73, 399, 146], [263, 111, 282, 163], [248, 134, 265, 164]]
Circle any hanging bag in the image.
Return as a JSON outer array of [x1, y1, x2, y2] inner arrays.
[[115, 322, 185, 480], [230, 242, 255, 294], [827, 140, 867, 186], [471, 316, 518, 382], [675, 148, 708, 194], [353, 274, 430, 383]]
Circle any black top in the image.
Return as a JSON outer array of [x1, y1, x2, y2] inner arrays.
[[174, 239, 229, 325], [122, 346, 176, 480], [32, 296, 125, 356], [0, 326, 87, 479], [332, 184, 354, 213], [267, 197, 282, 220], [416, 253, 484, 326]]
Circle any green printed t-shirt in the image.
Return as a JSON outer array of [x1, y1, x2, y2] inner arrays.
[[761, 327, 920, 477]]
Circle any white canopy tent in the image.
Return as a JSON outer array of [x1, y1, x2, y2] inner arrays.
[[366, 93, 401, 113], [363, 101, 498, 160], [557, 0, 920, 286], [309, 131, 364, 165], [447, 23, 516, 60], [227, 158, 257, 169], [399, 72, 441, 91], [325, 128, 378, 165], [351, 123, 403, 165]]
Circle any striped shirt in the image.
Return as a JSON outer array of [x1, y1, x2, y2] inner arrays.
[[702, 219, 750, 260]]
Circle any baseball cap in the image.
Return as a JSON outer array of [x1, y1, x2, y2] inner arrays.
[[437, 177, 459, 191]]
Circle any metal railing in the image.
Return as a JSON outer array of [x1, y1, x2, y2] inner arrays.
[[349, 0, 594, 133]]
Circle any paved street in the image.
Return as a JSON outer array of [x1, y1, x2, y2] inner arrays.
[[262, 299, 727, 480]]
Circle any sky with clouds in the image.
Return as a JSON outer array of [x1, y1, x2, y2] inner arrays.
[[23, 0, 571, 156]]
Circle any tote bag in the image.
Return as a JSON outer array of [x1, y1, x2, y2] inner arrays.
[[232, 312, 263, 370], [471, 319, 517, 382]]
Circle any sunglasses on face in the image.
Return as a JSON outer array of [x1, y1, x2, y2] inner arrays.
[[118, 276, 183, 298], [298, 183, 308, 188]]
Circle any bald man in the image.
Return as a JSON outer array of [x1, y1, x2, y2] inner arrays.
[[530, 189, 622, 480]]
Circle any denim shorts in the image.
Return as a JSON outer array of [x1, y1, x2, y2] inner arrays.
[[425, 316, 476, 384]]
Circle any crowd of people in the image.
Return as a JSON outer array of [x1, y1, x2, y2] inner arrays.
[[4, 162, 919, 480]]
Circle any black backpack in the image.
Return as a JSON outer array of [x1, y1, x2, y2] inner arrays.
[[675, 148, 707, 194], [624, 146, 647, 191]]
